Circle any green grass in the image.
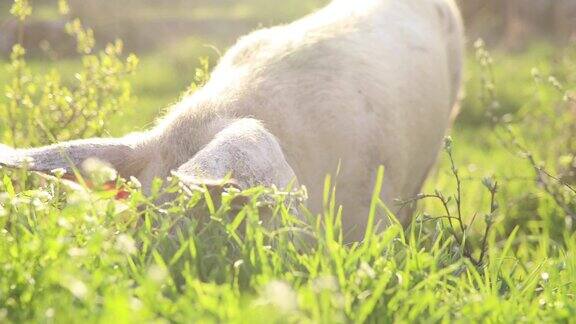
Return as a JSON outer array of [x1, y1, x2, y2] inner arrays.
[[0, 144, 574, 322], [0, 1, 575, 322]]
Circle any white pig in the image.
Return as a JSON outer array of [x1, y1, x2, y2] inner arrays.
[[0, 0, 464, 241]]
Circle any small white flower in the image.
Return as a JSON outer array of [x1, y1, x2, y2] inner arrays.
[[64, 277, 88, 300], [474, 39, 485, 49], [358, 262, 376, 279], [45, 308, 55, 318], [148, 265, 167, 283], [115, 234, 137, 255], [234, 259, 244, 268], [82, 158, 117, 184], [261, 281, 298, 313], [312, 276, 338, 292], [57, 217, 71, 230], [68, 248, 88, 257], [128, 176, 142, 189], [50, 168, 67, 178], [130, 297, 143, 311], [539, 298, 547, 307]]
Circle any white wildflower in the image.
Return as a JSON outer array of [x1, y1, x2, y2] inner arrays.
[[115, 234, 137, 255], [148, 265, 167, 283], [50, 168, 67, 178], [260, 281, 298, 313], [82, 158, 117, 184], [128, 176, 141, 189]]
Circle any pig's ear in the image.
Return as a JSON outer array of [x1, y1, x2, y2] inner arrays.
[[0, 136, 150, 178], [171, 118, 298, 192]]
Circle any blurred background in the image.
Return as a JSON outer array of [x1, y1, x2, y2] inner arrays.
[[1, 0, 575, 56]]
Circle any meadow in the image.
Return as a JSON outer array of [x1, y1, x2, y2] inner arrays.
[[0, 1, 575, 322]]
